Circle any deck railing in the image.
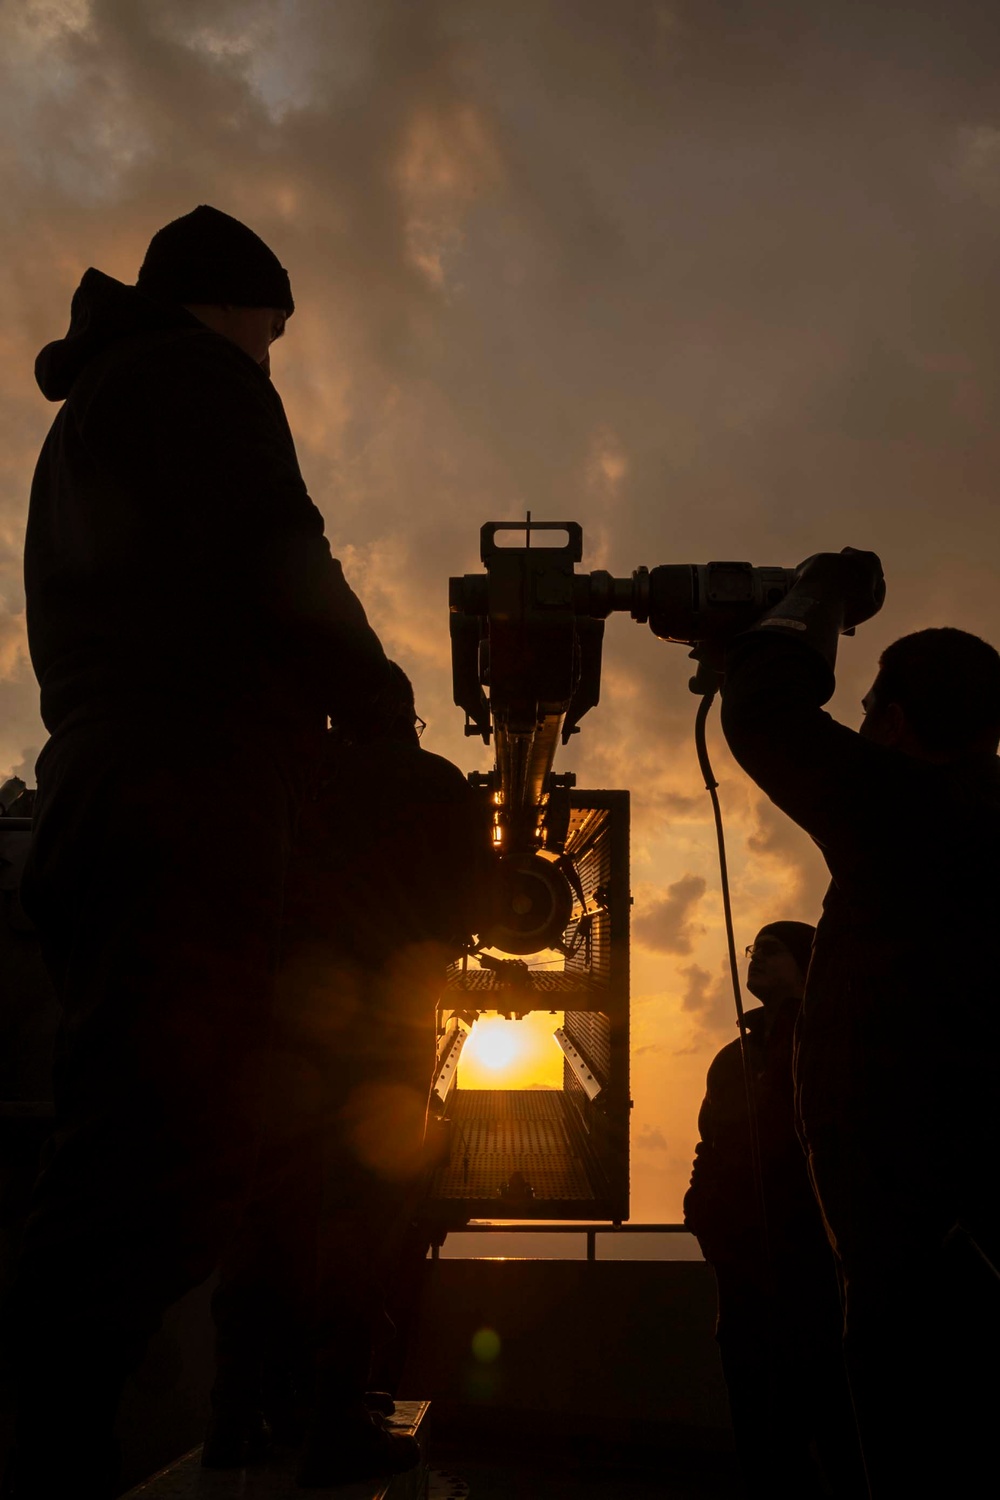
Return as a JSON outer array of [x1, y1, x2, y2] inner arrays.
[[431, 1221, 690, 1261]]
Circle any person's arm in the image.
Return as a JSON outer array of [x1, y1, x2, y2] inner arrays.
[[720, 550, 900, 857], [683, 1059, 735, 1258], [683, 1090, 718, 1225]]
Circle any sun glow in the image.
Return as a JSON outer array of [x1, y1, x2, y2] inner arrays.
[[457, 1011, 565, 1090]]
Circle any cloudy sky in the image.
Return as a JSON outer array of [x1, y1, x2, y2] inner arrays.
[[3, 0, 1000, 1219]]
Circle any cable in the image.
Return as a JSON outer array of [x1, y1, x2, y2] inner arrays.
[[693, 686, 771, 1268]]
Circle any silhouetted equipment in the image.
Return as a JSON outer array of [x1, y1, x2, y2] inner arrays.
[[0, 777, 28, 815], [450, 522, 793, 859], [431, 521, 795, 1229], [426, 787, 630, 1225], [0, 522, 793, 1242]]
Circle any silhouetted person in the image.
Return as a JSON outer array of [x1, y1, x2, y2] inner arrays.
[[205, 667, 492, 1485], [685, 920, 863, 1498], [499, 1171, 534, 1202], [720, 551, 1000, 1497], [7, 206, 397, 1499]]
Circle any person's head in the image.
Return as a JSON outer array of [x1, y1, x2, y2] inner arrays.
[[745, 920, 814, 1006], [135, 205, 294, 366], [860, 628, 1000, 762], [349, 663, 425, 747]]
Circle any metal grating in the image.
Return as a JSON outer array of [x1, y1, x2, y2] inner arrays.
[[445, 970, 605, 998], [428, 790, 628, 1224], [431, 1089, 594, 1201], [564, 1009, 611, 1081], [564, 808, 612, 985]]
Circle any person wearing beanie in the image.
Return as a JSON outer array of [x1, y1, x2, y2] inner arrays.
[[136, 203, 295, 314], [685, 921, 866, 1498], [8, 207, 402, 1498]]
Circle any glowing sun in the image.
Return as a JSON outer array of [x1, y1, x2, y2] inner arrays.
[[463, 1017, 524, 1072]]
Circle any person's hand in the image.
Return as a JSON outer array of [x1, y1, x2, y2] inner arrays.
[[791, 547, 885, 631], [688, 643, 725, 695]]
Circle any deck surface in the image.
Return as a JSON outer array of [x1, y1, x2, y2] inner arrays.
[[116, 1394, 739, 1498], [431, 1090, 593, 1201], [122, 1403, 431, 1500]]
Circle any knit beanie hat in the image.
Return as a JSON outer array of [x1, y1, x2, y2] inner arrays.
[[136, 205, 294, 314], [754, 920, 815, 977]]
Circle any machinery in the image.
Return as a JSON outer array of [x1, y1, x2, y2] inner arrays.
[[0, 525, 796, 1234], [423, 519, 794, 1227]]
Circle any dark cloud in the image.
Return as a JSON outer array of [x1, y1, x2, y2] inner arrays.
[[678, 960, 732, 1033], [634, 873, 706, 955], [746, 787, 830, 922], [635, 1125, 668, 1152], [5, 0, 1000, 1209]]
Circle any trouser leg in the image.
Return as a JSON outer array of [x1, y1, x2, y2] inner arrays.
[[715, 1272, 841, 1500], [806, 1125, 956, 1499], [715, 1313, 777, 1499], [4, 724, 299, 1497]]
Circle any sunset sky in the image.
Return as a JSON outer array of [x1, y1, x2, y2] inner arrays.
[[3, 0, 1000, 1220]]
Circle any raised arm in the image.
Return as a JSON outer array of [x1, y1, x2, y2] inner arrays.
[[720, 550, 897, 861]]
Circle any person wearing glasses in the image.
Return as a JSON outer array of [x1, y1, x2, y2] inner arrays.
[[685, 921, 864, 1498]]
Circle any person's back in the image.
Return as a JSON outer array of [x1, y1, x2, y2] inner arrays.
[[7, 207, 393, 1500], [720, 568, 1000, 1495], [27, 231, 383, 739], [721, 617, 1000, 1212]]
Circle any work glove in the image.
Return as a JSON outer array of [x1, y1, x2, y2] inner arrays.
[[748, 546, 885, 679]]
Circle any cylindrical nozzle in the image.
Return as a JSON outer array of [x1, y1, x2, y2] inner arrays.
[[578, 562, 793, 642]]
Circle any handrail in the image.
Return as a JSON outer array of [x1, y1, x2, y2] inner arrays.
[[430, 1222, 691, 1262]]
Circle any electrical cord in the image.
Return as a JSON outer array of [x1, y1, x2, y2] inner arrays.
[[693, 684, 771, 1268]]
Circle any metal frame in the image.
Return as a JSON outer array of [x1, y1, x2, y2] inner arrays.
[[424, 788, 630, 1227]]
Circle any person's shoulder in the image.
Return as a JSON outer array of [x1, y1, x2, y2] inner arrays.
[[364, 744, 479, 808], [149, 326, 268, 385], [706, 1034, 744, 1081], [411, 747, 476, 797], [80, 325, 268, 408]]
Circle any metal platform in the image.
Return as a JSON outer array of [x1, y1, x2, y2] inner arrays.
[[431, 1090, 594, 1203], [427, 790, 630, 1226], [444, 969, 606, 1002], [122, 1402, 430, 1500]]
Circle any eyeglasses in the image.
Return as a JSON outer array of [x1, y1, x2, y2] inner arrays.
[[414, 716, 426, 740], [744, 940, 788, 959]]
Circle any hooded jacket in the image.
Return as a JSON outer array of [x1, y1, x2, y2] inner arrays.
[[26, 269, 388, 737], [684, 998, 826, 1269]]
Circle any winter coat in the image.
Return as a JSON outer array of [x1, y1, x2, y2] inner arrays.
[[720, 633, 1000, 1188], [26, 269, 388, 738], [684, 998, 825, 1270]]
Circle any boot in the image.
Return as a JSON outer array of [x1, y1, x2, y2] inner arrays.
[[296, 1401, 420, 1488], [365, 1390, 396, 1417], [201, 1405, 271, 1469]]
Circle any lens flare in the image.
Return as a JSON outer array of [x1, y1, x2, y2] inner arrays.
[[471, 1327, 501, 1363]]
